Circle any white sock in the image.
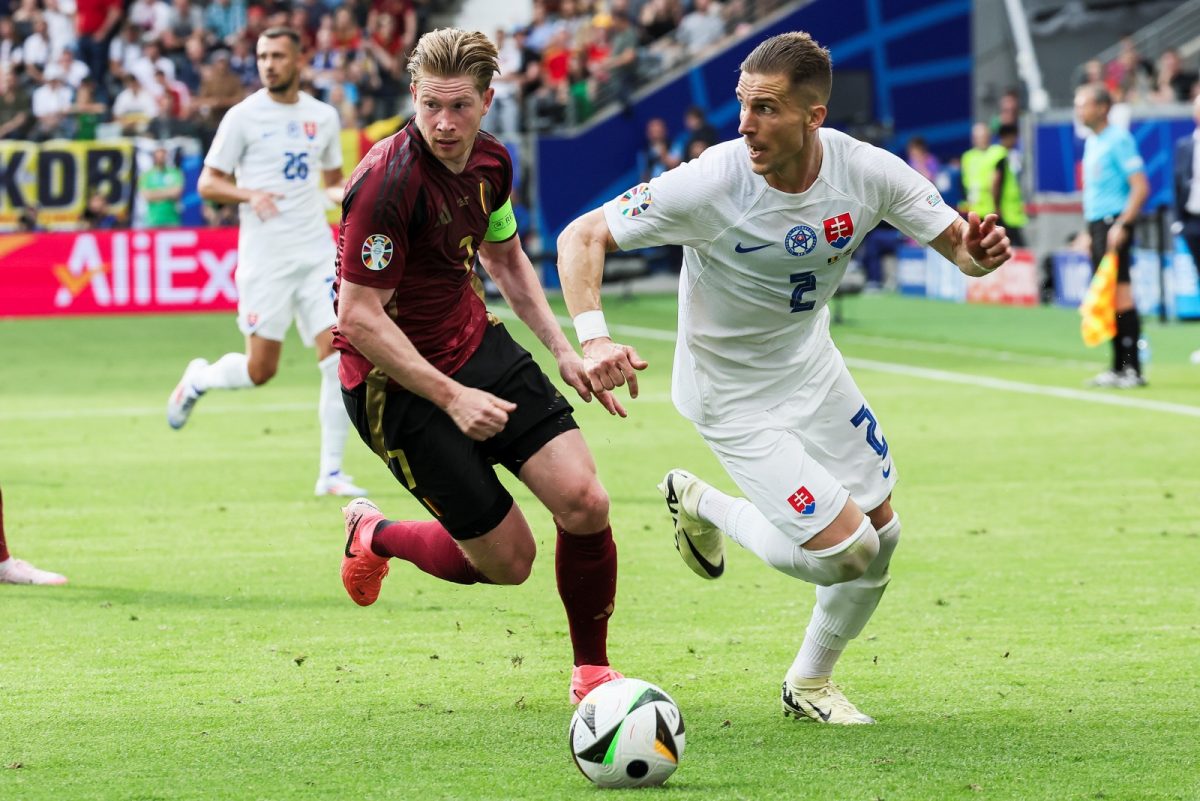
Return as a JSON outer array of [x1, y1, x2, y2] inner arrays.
[[195, 353, 253, 392], [318, 352, 350, 477], [789, 514, 902, 682], [696, 483, 736, 525]]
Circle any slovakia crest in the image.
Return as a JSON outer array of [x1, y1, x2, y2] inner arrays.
[[784, 224, 817, 256], [823, 213, 854, 249], [787, 486, 816, 516], [304, 121, 318, 140]]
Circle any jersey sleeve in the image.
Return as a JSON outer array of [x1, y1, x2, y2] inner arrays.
[[1113, 132, 1145, 178], [602, 157, 719, 251], [204, 105, 245, 174], [877, 146, 961, 244], [337, 153, 417, 290]]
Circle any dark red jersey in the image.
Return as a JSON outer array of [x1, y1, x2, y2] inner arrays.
[[333, 120, 514, 389]]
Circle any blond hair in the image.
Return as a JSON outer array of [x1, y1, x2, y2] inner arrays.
[[740, 32, 832, 105], [407, 28, 499, 94]]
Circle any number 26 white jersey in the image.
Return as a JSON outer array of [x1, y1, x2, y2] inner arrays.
[[602, 128, 960, 425], [205, 89, 342, 275]]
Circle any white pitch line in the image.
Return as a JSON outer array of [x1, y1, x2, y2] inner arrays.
[[836, 333, 1098, 370]]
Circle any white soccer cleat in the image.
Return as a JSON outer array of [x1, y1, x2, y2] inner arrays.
[[316, 471, 369, 498], [1112, 367, 1146, 389], [781, 679, 875, 725], [167, 358, 209, 429], [658, 469, 724, 579], [0, 557, 68, 586]]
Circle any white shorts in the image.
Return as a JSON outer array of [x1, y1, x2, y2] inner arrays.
[[693, 343, 896, 546], [235, 250, 336, 346]]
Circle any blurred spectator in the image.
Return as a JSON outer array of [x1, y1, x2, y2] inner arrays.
[[112, 72, 159, 134], [11, 0, 38, 39], [638, 116, 676, 181], [941, 155, 964, 210], [204, 0, 247, 48], [960, 122, 1002, 217], [1080, 58, 1103, 87], [560, 0, 591, 44], [489, 27, 522, 137], [228, 36, 259, 87], [598, 12, 637, 104], [74, 0, 123, 102], [42, 0, 76, 59], [993, 123, 1027, 246], [309, 27, 344, 98], [0, 18, 24, 73], [905, 136, 940, 183], [641, 0, 682, 45], [176, 34, 206, 93], [364, 11, 407, 119], [130, 39, 176, 90], [565, 48, 594, 124], [0, 67, 31, 139], [1105, 35, 1153, 103], [1151, 49, 1197, 104], [192, 51, 244, 139], [109, 24, 144, 86], [71, 77, 106, 139], [82, 189, 121, 229], [167, 0, 206, 41], [31, 71, 73, 139], [129, 0, 172, 40], [331, 7, 362, 53], [154, 67, 192, 134], [44, 49, 90, 90], [526, 0, 562, 53], [139, 145, 184, 228], [19, 15, 51, 82], [674, 105, 717, 159], [990, 87, 1020, 134], [676, 0, 725, 57]]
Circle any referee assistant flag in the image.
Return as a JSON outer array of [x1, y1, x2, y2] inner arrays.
[[1080, 251, 1117, 347]]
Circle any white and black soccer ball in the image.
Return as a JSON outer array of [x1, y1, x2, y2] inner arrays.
[[568, 678, 685, 789]]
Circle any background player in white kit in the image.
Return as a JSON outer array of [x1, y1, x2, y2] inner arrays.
[[166, 27, 366, 498], [558, 32, 1011, 724]]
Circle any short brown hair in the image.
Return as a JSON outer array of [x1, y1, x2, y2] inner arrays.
[[260, 26, 301, 50], [407, 28, 499, 94], [1077, 82, 1112, 109], [740, 32, 832, 105]]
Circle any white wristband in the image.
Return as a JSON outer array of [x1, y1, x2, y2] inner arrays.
[[573, 309, 610, 344], [971, 257, 997, 274]]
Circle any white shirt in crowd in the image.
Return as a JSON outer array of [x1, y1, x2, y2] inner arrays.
[[32, 81, 74, 118], [603, 128, 959, 425]]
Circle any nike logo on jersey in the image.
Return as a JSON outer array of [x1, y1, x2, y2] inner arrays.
[[734, 242, 772, 253], [882, 463, 892, 479]]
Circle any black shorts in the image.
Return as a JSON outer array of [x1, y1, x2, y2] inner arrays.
[[342, 322, 578, 541], [1088, 217, 1133, 284]]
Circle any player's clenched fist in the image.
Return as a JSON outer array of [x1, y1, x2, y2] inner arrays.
[[445, 386, 517, 441], [581, 339, 648, 399], [964, 211, 1012, 274]]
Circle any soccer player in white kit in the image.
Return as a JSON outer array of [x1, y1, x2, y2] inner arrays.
[[558, 32, 1011, 724], [166, 27, 366, 498]]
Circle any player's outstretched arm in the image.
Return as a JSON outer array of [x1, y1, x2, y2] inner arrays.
[[930, 212, 1012, 277], [338, 280, 515, 440], [557, 209, 648, 407], [197, 166, 284, 221], [479, 234, 630, 417]]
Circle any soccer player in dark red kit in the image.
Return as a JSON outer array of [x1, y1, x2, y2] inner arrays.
[[0, 484, 68, 585], [333, 28, 644, 704]]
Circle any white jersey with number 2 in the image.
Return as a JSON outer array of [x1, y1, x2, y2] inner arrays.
[[603, 128, 960, 425], [205, 89, 342, 275]]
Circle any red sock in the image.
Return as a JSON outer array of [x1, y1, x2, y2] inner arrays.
[[555, 525, 617, 667], [0, 486, 9, 563], [370, 519, 490, 585]]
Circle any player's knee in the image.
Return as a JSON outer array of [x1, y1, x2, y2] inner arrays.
[[247, 361, 277, 385], [556, 480, 610, 534], [487, 546, 537, 586], [803, 517, 879, 585]]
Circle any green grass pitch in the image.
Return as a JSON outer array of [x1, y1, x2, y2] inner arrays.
[[1, 293, 1198, 800]]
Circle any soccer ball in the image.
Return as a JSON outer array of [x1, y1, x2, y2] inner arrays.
[[568, 678, 685, 788]]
